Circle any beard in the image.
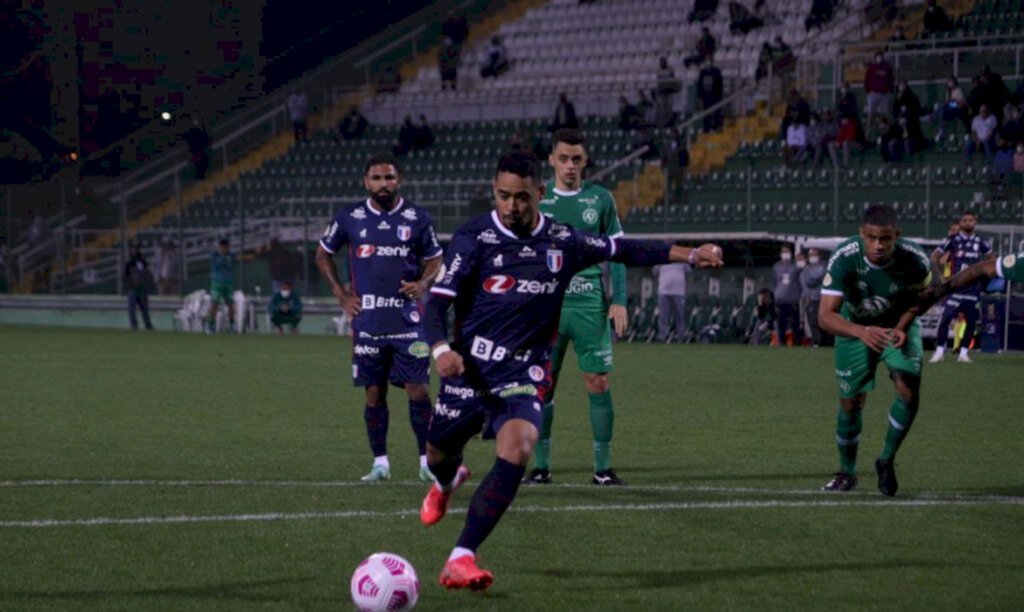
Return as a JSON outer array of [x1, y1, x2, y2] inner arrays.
[[372, 189, 396, 209]]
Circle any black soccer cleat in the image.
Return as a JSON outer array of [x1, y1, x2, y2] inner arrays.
[[591, 468, 625, 486], [522, 467, 553, 484], [875, 458, 898, 497], [822, 472, 858, 492]]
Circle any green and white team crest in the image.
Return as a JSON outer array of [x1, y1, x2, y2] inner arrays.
[[849, 296, 892, 318], [582, 208, 599, 224]]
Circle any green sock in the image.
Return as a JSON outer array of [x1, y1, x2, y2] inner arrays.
[[534, 401, 554, 470], [589, 391, 614, 472], [879, 397, 917, 462], [836, 409, 862, 475]]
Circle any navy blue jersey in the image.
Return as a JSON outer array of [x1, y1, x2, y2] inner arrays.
[[935, 232, 992, 297], [430, 210, 616, 388], [320, 198, 442, 334]]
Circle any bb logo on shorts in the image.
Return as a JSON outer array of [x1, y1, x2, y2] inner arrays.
[[528, 365, 545, 382]]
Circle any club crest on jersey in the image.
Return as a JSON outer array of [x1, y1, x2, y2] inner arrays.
[[528, 365, 546, 382], [547, 249, 563, 272], [397, 225, 411, 241], [350, 208, 367, 220], [583, 208, 598, 224]]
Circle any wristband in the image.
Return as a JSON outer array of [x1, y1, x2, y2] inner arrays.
[[688, 248, 698, 264], [432, 343, 452, 360]]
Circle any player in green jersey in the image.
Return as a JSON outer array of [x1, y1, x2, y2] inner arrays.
[[818, 204, 933, 496], [524, 128, 629, 486]]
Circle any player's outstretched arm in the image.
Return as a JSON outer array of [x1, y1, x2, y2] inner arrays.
[[918, 259, 998, 312], [819, 294, 891, 352], [316, 244, 360, 319], [610, 239, 723, 268]]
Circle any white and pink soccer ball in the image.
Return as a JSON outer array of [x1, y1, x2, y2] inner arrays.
[[350, 552, 420, 611]]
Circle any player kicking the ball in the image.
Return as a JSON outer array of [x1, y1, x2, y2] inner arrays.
[[818, 204, 932, 497], [418, 151, 723, 590]]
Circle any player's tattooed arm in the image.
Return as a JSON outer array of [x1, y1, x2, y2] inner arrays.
[[400, 254, 442, 301], [316, 244, 361, 319]]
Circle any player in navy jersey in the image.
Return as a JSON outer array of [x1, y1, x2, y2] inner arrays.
[[316, 154, 443, 482], [928, 211, 993, 363], [417, 151, 724, 591]]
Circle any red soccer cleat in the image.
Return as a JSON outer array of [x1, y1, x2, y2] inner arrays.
[[420, 465, 469, 526], [438, 555, 494, 591]]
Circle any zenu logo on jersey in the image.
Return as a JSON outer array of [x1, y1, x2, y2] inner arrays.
[[483, 275, 559, 295], [355, 245, 411, 258]]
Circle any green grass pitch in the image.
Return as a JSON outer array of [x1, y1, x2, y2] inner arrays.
[[1, 325, 1022, 610]]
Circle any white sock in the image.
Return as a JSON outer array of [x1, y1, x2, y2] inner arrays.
[[960, 346, 969, 358], [448, 547, 474, 562], [934, 346, 945, 356], [419, 455, 428, 468], [373, 456, 390, 469]]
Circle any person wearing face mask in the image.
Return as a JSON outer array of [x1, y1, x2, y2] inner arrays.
[[268, 280, 303, 335], [800, 248, 828, 347], [773, 246, 802, 346]]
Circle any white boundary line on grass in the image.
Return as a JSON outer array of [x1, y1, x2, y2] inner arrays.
[[2, 479, 1021, 504], [2, 498, 1023, 529]]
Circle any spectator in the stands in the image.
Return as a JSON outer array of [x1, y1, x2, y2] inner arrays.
[[1001, 105, 1024, 148], [832, 115, 858, 167], [377, 66, 402, 93], [636, 89, 656, 127], [922, 0, 954, 38], [965, 104, 998, 164], [981, 64, 1011, 125], [688, 0, 719, 23], [809, 111, 839, 167], [784, 120, 809, 167], [753, 0, 781, 26], [662, 128, 689, 203], [412, 115, 435, 151], [656, 56, 681, 127], [935, 76, 968, 141], [697, 57, 724, 132], [1014, 143, 1024, 173], [864, 52, 894, 139], [480, 36, 510, 79], [438, 36, 459, 91], [550, 92, 579, 132], [780, 89, 811, 137], [286, 90, 309, 143], [393, 115, 417, 156], [893, 79, 925, 153], [769, 36, 795, 76], [183, 117, 211, 180], [729, 1, 764, 35], [336, 106, 368, 142], [835, 80, 863, 145], [441, 10, 469, 54], [684, 27, 717, 67], [805, 0, 835, 31], [890, 24, 908, 43], [618, 96, 642, 132]]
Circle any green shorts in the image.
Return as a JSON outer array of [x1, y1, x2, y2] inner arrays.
[[833, 323, 922, 399], [210, 281, 235, 304], [551, 307, 614, 374]]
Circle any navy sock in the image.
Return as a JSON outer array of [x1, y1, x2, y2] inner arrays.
[[429, 454, 463, 488], [408, 398, 432, 455], [364, 404, 389, 457], [455, 458, 525, 552]]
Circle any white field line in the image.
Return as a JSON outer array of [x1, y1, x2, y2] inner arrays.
[[1, 479, 1021, 504], [2, 498, 1023, 529]]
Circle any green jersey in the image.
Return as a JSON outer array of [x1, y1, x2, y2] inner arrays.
[[540, 180, 626, 310], [996, 251, 1024, 282], [821, 236, 932, 327]]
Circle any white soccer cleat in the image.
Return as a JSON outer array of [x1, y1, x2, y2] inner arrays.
[[360, 465, 391, 482], [957, 353, 973, 363], [928, 351, 944, 363]]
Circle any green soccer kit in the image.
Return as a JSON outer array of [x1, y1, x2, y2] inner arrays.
[[822, 235, 932, 479], [996, 251, 1024, 282], [532, 180, 627, 476]]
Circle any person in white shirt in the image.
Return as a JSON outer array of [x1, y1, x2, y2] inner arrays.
[[965, 104, 998, 164]]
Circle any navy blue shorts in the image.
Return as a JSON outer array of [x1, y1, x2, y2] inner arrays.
[[351, 333, 430, 387], [427, 375, 544, 454]]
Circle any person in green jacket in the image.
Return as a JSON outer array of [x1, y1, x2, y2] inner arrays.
[[268, 279, 302, 335]]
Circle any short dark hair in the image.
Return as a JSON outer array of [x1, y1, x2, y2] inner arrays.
[[218, 238, 229, 245], [961, 210, 977, 217], [496, 151, 542, 182], [862, 203, 898, 227], [364, 153, 401, 175], [552, 128, 586, 148]]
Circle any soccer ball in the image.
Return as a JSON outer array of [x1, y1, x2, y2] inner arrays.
[[350, 552, 420, 611]]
